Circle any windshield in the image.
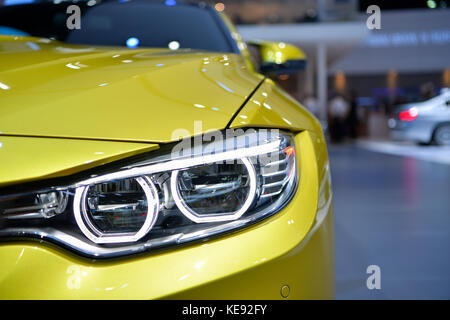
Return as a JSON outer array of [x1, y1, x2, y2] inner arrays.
[[0, 0, 236, 53]]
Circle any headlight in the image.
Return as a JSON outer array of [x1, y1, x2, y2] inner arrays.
[[0, 129, 298, 258]]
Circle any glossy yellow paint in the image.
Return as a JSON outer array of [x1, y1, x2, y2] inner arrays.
[[218, 12, 257, 72], [0, 35, 263, 142], [0, 131, 334, 299], [0, 136, 158, 187], [230, 78, 321, 133]]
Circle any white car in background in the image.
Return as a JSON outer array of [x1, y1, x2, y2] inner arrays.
[[389, 89, 450, 145]]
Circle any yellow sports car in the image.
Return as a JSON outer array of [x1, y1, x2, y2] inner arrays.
[[0, 0, 333, 299]]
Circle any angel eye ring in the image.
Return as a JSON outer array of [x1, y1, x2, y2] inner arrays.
[[170, 157, 257, 223]]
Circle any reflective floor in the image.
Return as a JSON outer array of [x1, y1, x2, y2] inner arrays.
[[329, 144, 450, 299]]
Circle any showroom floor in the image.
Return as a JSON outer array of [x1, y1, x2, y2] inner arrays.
[[329, 142, 450, 299]]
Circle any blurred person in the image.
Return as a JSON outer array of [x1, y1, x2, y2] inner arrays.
[[347, 90, 359, 140], [328, 94, 350, 143], [420, 82, 436, 101]]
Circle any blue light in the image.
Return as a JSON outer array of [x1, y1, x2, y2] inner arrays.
[[165, 0, 176, 6], [4, 0, 34, 5], [0, 26, 30, 36], [126, 37, 140, 48]]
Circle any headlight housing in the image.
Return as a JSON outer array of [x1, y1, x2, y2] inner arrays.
[[0, 129, 298, 258]]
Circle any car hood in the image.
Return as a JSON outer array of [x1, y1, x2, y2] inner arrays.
[[0, 36, 263, 143]]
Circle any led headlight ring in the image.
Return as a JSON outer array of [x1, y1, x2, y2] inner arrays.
[[170, 157, 257, 223], [73, 176, 159, 244]]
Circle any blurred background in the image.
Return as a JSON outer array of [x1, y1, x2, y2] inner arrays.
[[212, 0, 450, 144]]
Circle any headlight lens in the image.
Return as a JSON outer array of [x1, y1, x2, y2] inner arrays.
[[171, 158, 257, 223], [74, 176, 160, 244], [0, 129, 298, 258]]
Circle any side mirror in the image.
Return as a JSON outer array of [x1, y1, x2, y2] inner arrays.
[[247, 40, 307, 76]]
